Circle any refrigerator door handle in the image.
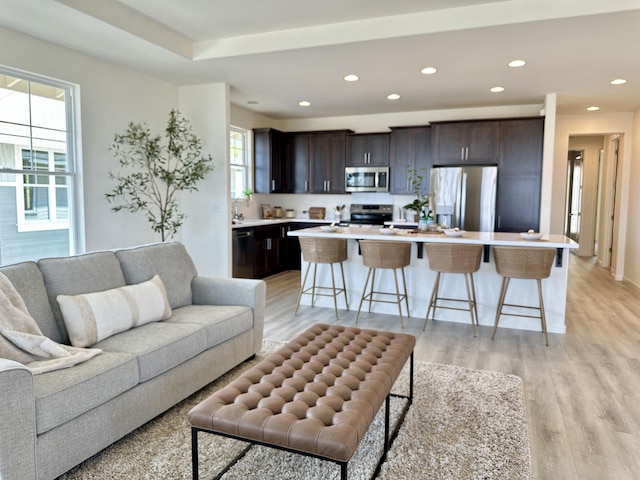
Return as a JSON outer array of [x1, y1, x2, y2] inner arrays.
[[459, 172, 467, 230]]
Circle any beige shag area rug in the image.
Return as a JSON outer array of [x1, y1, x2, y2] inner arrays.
[[57, 341, 532, 480]]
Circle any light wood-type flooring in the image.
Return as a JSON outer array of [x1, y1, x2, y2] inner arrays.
[[261, 254, 640, 480]]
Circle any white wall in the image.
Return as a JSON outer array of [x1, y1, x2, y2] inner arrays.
[[0, 26, 179, 252], [179, 84, 231, 277], [626, 108, 640, 287]]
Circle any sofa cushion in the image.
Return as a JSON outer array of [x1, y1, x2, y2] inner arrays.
[[34, 351, 138, 435], [93, 321, 206, 383], [0, 262, 61, 343], [167, 304, 254, 348], [115, 242, 197, 309], [38, 252, 126, 345], [57, 275, 172, 348]]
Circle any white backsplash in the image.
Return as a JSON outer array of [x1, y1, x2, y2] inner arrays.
[[236, 192, 419, 222]]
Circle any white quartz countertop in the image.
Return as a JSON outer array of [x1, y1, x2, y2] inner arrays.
[[289, 226, 579, 249]]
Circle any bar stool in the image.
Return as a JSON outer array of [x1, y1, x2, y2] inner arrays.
[[356, 240, 411, 327], [295, 237, 349, 320], [491, 246, 556, 346], [423, 243, 483, 336]]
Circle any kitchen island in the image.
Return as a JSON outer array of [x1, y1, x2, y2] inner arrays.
[[288, 226, 578, 334]]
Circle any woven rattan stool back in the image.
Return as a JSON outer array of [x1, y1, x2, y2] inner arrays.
[[425, 243, 482, 273], [493, 247, 555, 279], [299, 237, 348, 264], [360, 240, 411, 269]]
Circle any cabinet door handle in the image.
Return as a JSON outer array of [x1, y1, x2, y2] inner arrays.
[[271, 179, 276, 191], [327, 180, 330, 191], [305, 180, 308, 192], [363, 153, 367, 164], [465, 147, 469, 160]]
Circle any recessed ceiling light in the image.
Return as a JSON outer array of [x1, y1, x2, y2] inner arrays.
[[298, 101, 311, 107], [508, 60, 526, 68], [490, 86, 505, 93], [344, 74, 359, 82], [610, 78, 627, 85], [587, 106, 600, 111], [420, 67, 438, 75], [387, 93, 400, 100], [246, 100, 259, 105]]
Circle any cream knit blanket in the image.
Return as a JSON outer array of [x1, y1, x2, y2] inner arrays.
[[0, 272, 101, 375]]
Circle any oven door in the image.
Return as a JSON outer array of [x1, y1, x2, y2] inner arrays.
[[349, 212, 393, 225]]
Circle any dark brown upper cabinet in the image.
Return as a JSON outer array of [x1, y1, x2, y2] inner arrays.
[[495, 118, 545, 232], [253, 128, 288, 193], [308, 131, 349, 193], [389, 126, 432, 195], [432, 120, 499, 165], [346, 133, 390, 167]]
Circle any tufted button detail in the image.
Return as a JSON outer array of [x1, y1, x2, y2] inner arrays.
[[188, 323, 415, 463]]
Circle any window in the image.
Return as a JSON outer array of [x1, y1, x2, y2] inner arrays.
[[0, 67, 79, 265], [230, 126, 251, 199]]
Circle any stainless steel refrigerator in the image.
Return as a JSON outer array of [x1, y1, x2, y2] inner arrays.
[[430, 166, 498, 231]]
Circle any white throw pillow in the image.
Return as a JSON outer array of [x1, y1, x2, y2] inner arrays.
[[57, 275, 172, 348]]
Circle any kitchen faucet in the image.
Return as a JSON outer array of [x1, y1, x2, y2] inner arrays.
[[232, 198, 244, 221]]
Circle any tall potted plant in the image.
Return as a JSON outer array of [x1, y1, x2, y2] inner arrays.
[[106, 109, 214, 241], [402, 166, 430, 221]]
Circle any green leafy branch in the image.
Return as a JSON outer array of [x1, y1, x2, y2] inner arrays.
[[106, 109, 214, 241], [403, 166, 430, 214]]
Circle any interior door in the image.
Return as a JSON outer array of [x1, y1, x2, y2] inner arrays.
[[564, 150, 583, 242]]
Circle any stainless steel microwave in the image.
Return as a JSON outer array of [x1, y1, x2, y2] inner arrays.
[[345, 166, 389, 192]]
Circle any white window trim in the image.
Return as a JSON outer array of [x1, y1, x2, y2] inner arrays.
[[229, 125, 253, 199]]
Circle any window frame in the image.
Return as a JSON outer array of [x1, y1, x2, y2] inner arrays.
[[229, 125, 252, 199], [0, 65, 83, 261], [15, 146, 71, 232]]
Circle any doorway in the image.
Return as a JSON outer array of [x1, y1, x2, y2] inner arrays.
[[564, 150, 583, 242]]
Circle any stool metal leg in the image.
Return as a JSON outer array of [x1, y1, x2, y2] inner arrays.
[[330, 263, 339, 320], [356, 267, 373, 323], [469, 272, 479, 326], [392, 268, 404, 328], [311, 263, 318, 306], [463, 273, 477, 337], [537, 278, 549, 346], [368, 268, 377, 313], [295, 262, 312, 316], [401, 267, 410, 319], [339, 262, 349, 311], [423, 272, 441, 330], [492, 277, 510, 340]]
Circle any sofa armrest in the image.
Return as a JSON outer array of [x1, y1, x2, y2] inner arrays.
[[191, 277, 266, 353], [0, 359, 37, 480]]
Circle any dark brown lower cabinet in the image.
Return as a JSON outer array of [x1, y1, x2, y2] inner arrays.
[[253, 225, 280, 278]]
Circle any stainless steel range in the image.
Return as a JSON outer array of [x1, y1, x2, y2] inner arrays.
[[349, 204, 393, 225]]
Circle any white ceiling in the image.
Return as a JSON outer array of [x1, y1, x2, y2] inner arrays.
[[2, 0, 640, 119]]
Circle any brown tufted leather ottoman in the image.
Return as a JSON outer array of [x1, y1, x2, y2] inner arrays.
[[188, 323, 415, 480]]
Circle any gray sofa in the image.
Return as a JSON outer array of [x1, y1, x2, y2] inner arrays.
[[0, 241, 266, 480]]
